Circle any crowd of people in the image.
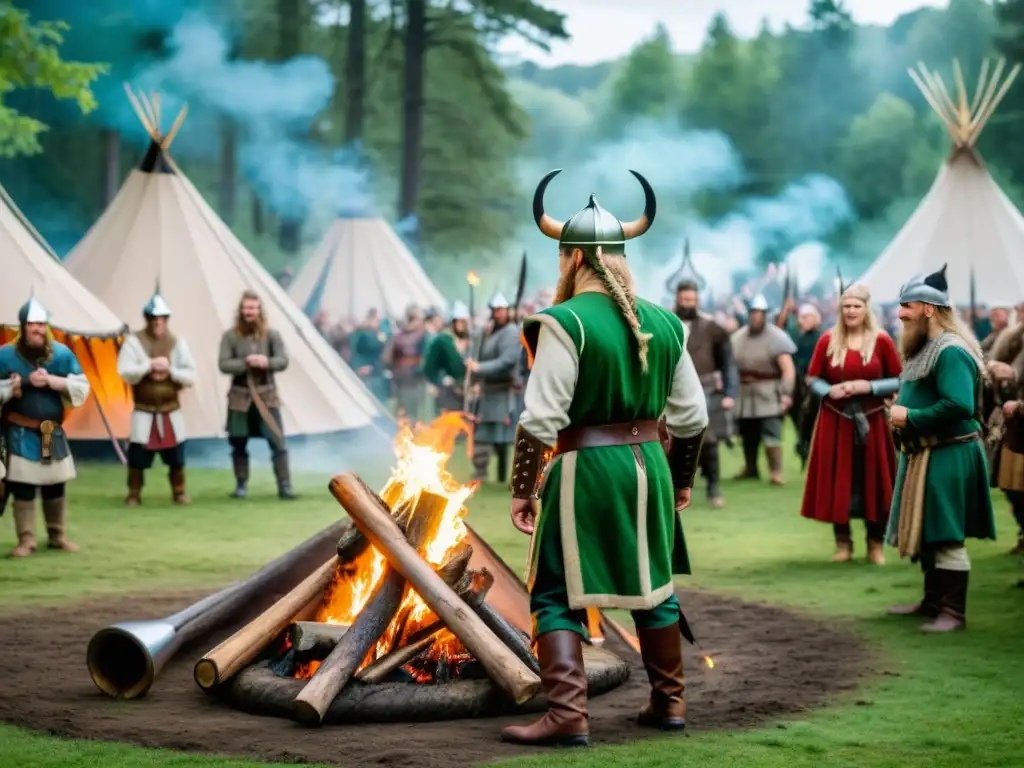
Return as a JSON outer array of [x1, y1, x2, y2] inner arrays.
[[0, 168, 1018, 749]]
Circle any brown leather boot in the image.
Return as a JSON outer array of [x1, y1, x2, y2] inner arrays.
[[832, 538, 853, 563], [125, 468, 143, 506], [500, 631, 589, 747], [169, 467, 190, 505], [636, 623, 686, 731], [766, 446, 784, 485], [272, 451, 297, 500], [9, 500, 36, 557], [232, 452, 249, 499], [888, 569, 940, 617], [866, 539, 886, 566], [43, 496, 78, 552], [921, 570, 967, 632]]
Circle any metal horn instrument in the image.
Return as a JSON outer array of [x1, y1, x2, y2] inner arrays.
[[86, 518, 348, 699]]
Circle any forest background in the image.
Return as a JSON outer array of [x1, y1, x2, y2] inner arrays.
[[2, 0, 1023, 304]]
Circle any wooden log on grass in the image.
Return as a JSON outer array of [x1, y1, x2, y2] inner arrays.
[[328, 473, 542, 705], [291, 489, 449, 726]]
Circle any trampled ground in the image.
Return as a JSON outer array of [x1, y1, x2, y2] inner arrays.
[[0, 446, 1021, 768]]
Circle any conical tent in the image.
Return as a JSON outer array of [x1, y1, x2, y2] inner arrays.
[[288, 217, 446, 322], [64, 87, 388, 440], [0, 182, 132, 442], [858, 58, 1024, 306]]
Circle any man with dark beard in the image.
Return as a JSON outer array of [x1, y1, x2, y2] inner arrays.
[[117, 288, 198, 505], [218, 290, 295, 500], [886, 265, 995, 632], [730, 295, 797, 484], [423, 301, 469, 414], [466, 292, 520, 483], [673, 280, 736, 507], [0, 296, 91, 557]]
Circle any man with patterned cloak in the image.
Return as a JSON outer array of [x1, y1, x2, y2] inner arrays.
[[673, 278, 737, 508], [0, 296, 90, 557], [117, 288, 197, 506], [500, 170, 708, 747], [730, 295, 797, 484], [422, 300, 469, 415], [466, 291, 521, 483], [218, 289, 296, 500], [886, 265, 995, 632]]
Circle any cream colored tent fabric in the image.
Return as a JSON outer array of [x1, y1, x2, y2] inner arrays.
[[859, 58, 1024, 306], [0, 183, 132, 441], [63, 106, 388, 438], [288, 217, 446, 321]]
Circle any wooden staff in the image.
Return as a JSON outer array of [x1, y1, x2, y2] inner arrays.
[[329, 473, 541, 704], [194, 556, 338, 690]]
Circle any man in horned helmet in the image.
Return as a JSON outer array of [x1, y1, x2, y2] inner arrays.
[[423, 300, 469, 415], [466, 290, 521, 483], [0, 295, 90, 557], [117, 287, 197, 505], [501, 170, 708, 747], [730, 294, 797, 484], [886, 265, 995, 632]]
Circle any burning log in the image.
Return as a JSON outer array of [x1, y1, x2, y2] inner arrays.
[[194, 555, 339, 691], [292, 489, 450, 726], [329, 473, 542, 705], [472, 601, 540, 676], [290, 622, 350, 655], [356, 564, 490, 685], [336, 525, 369, 562]]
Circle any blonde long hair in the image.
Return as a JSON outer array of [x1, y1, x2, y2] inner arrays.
[[555, 246, 652, 372], [827, 282, 881, 367]]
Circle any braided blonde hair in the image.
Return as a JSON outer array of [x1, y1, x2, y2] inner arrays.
[[556, 245, 653, 372]]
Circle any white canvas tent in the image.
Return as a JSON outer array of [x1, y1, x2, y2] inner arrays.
[[0, 183, 132, 441], [287, 216, 446, 321], [64, 87, 388, 439], [858, 58, 1024, 307]]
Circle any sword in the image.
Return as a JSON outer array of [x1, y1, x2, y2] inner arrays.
[[247, 369, 285, 450], [461, 271, 481, 415]]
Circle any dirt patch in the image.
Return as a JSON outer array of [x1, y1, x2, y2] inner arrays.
[[0, 589, 868, 766]]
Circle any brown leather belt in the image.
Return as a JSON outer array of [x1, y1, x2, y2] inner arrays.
[[4, 412, 48, 430], [555, 419, 660, 455], [739, 371, 780, 383]]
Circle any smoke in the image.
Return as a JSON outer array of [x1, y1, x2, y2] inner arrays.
[[128, 12, 376, 225], [516, 118, 854, 305]]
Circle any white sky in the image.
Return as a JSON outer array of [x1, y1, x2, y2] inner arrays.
[[496, 0, 944, 66]]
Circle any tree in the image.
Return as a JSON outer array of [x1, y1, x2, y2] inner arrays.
[[606, 23, 678, 125], [836, 93, 917, 218], [0, 4, 106, 158]]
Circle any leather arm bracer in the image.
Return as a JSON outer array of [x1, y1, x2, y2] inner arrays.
[[666, 428, 706, 489], [869, 377, 900, 397], [509, 424, 554, 499]]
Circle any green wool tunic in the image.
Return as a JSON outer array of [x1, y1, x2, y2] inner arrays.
[[523, 293, 694, 615], [888, 341, 996, 549], [422, 331, 466, 386]]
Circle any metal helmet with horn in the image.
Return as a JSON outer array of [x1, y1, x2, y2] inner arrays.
[[533, 169, 657, 248]]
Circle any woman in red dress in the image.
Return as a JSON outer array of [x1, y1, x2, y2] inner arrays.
[[800, 283, 902, 564]]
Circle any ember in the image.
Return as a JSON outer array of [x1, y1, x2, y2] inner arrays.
[[297, 414, 478, 683]]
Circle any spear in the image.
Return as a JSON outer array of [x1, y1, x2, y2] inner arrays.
[[513, 251, 528, 316], [969, 266, 978, 337], [461, 271, 481, 414], [835, 265, 846, 296]]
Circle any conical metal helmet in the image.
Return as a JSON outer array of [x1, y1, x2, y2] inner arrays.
[[532, 169, 657, 249], [18, 295, 49, 325], [898, 264, 951, 308]]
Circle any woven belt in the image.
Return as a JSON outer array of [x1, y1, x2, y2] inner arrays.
[[555, 420, 661, 455]]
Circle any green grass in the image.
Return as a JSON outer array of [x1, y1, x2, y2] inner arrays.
[[0, 447, 1022, 767]]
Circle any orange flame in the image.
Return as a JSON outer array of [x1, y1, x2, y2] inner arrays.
[[704, 655, 716, 669], [296, 414, 477, 680], [466, 271, 481, 286]]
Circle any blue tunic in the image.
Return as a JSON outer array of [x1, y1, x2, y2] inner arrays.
[[0, 341, 83, 462]]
